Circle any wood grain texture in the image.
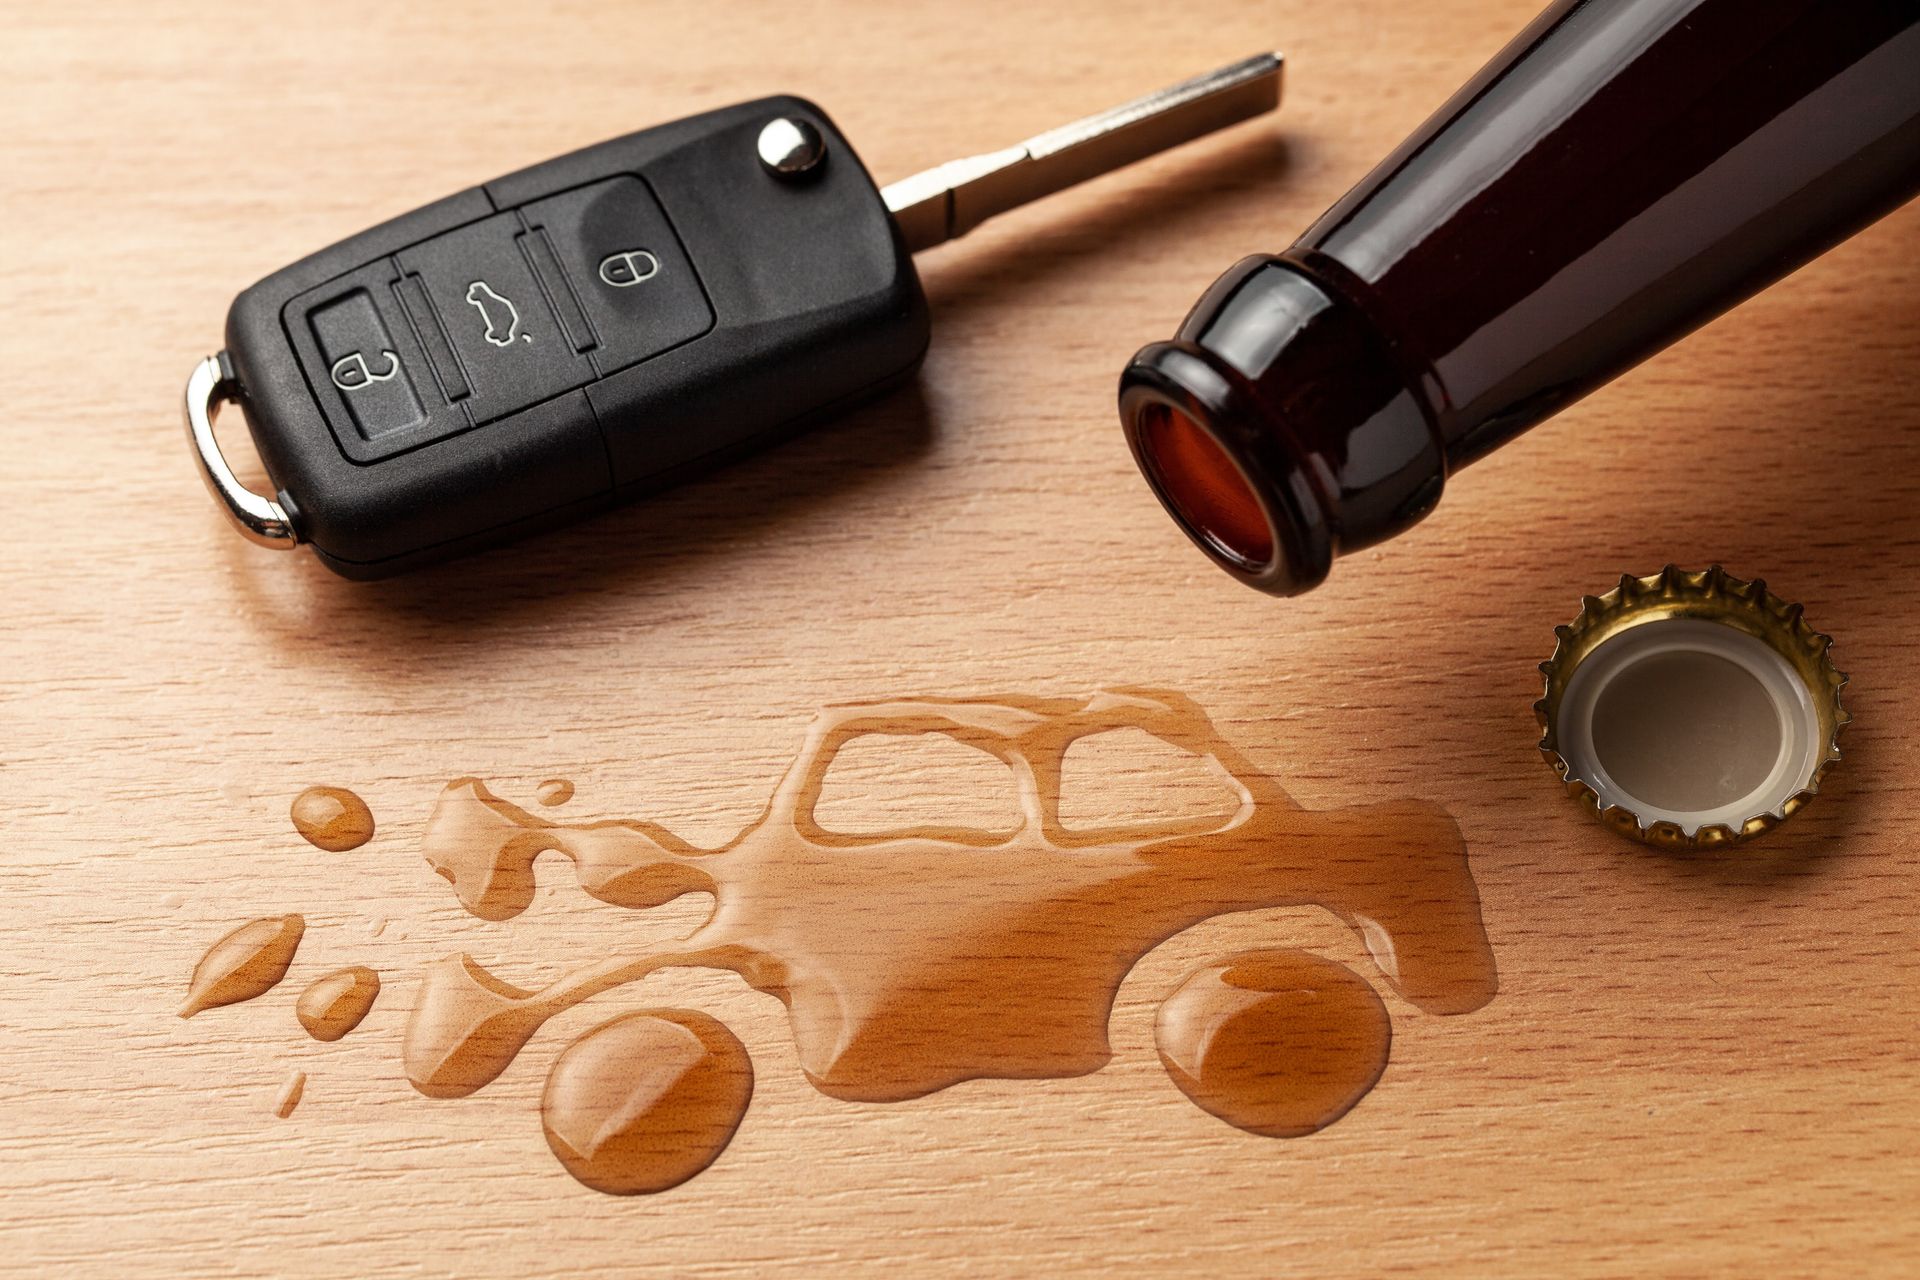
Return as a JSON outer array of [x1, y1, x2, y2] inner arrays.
[[2, 0, 1917, 1276]]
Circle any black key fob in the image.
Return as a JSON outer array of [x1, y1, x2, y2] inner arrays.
[[194, 97, 927, 578], [185, 59, 1281, 578]]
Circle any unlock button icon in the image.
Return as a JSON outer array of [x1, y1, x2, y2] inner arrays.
[[305, 283, 427, 442], [330, 349, 400, 392]]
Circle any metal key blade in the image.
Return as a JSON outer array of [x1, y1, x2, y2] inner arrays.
[[882, 52, 1283, 253]]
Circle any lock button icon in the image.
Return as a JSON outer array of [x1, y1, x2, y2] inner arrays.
[[597, 250, 660, 288]]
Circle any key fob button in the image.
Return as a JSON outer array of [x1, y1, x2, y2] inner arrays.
[[395, 213, 596, 423], [285, 259, 470, 461], [306, 282, 428, 440], [519, 176, 715, 375]]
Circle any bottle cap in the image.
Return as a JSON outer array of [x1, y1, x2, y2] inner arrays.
[[1535, 566, 1848, 848]]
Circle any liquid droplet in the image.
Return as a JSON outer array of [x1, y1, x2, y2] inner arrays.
[[536, 779, 575, 807], [291, 786, 375, 852], [542, 1010, 753, 1195], [179, 915, 305, 1019], [1156, 949, 1391, 1138], [296, 966, 381, 1041], [274, 1069, 306, 1119]]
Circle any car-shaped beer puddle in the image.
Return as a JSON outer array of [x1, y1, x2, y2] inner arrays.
[[407, 688, 1497, 1194]]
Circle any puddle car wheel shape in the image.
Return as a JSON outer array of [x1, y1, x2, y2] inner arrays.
[[1155, 947, 1393, 1137]]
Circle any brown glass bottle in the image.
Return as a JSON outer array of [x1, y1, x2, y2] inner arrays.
[[1120, 0, 1920, 595]]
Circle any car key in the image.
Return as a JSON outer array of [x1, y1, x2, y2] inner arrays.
[[185, 54, 1281, 578]]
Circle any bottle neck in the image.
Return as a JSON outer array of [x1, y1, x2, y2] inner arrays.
[[1298, 0, 1920, 467], [1121, 0, 1920, 596]]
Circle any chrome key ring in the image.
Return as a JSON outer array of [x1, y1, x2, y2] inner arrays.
[[183, 354, 298, 548]]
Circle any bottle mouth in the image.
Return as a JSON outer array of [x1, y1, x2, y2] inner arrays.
[[1120, 255, 1450, 598], [1132, 403, 1275, 572], [1118, 338, 1332, 596]]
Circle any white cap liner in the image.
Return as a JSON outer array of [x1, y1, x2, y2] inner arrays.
[[1554, 618, 1823, 838]]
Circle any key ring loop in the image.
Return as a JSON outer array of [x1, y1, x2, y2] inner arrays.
[[183, 353, 298, 549]]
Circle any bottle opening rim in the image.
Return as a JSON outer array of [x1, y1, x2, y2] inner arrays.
[[1132, 402, 1276, 574]]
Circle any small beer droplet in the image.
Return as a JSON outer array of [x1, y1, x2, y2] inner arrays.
[[290, 786, 375, 852], [542, 1010, 753, 1195], [296, 966, 381, 1041], [179, 915, 305, 1019], [274, 1069, 306, 1119], [536, 779, 575, 807], [1155, 949, 1391, 1138]]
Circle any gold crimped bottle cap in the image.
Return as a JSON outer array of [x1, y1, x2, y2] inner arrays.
[[1535, 566, 1848, 848]]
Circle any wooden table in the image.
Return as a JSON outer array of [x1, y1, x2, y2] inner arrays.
[[4, 1, 1916, 1274]]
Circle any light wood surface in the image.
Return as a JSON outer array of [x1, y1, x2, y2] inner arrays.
[[3, 1, 1917, 1275]]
